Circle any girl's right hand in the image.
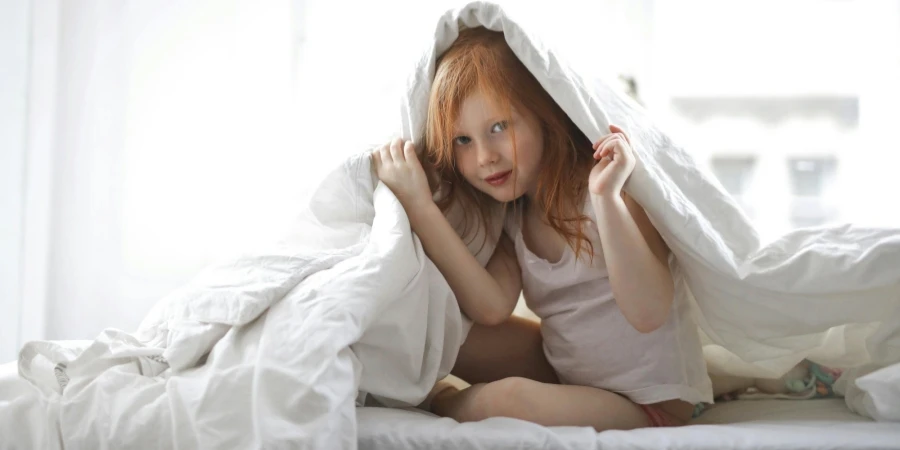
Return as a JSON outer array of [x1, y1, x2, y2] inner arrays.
[[371, 138, 434, 210]]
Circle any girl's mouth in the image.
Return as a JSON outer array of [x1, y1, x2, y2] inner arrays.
[[485, 170, 512, 186]]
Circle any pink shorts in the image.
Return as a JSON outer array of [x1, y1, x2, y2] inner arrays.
[[638, 404, 683, 427]]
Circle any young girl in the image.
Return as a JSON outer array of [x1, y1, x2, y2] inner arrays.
[[371, 27, 825, 430]]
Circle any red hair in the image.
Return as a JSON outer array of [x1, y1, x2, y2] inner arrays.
[[425, 27, 596, 259]]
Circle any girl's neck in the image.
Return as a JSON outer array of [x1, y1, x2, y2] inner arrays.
[[524, 183, 539, 205]]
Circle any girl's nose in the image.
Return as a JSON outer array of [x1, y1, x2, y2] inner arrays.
[[476, 142, 499, 166]]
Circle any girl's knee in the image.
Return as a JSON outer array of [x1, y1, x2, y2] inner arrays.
[[472, 376, 541, 421]]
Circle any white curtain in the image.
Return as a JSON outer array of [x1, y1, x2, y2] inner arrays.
[[1, 0, 632, 362], [1, 0, 32, 362], [3, 0, 312, 362]]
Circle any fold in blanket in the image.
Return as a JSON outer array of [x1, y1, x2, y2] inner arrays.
[[4, 2, 900, 449]]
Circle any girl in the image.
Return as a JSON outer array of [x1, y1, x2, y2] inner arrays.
[[372, 26, 705, 430], [372, 27, 821, 430]]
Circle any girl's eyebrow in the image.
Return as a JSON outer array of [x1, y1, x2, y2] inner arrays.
[[453, 111, 513, 135], [479, 116, 508, 127]]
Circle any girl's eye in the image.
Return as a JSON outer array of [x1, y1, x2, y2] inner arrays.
[[491, 121, 509, 133], [453, 136, 471, 146]]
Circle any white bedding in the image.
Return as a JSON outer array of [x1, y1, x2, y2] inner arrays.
[[2, 360, 896, 450], [358, 401, 900, 450], [2, 1, 900, 449]]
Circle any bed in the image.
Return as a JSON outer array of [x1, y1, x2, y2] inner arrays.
[[6, 359, 897, 449], [357, 399, 900, 449], [4, 3, 900, 446]]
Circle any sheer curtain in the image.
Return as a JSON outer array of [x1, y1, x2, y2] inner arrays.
[[3, 0, 311, 362], [1, 0, 32, 362], [2, 0, 634, 362]]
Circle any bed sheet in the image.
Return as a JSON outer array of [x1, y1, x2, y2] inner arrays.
[[6, 360, 898, 449], [0, 360, 54, 449], [357, 400, 900, 450]]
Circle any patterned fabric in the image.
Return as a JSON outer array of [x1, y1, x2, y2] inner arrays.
[[692, 402, 708, 418], [692, 360, 843, 418], [805, 362, 844, 398], [689, 360, 845, 420], [736, 360, 844, 400]]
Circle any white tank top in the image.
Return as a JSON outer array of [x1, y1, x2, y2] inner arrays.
[[505, 201, 713, 405]]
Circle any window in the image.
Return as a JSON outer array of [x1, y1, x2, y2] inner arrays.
[[710, 156, 757, 218], [788, 157, 838, 228], [788, 157, 837, 197], [711, 156, 756, 196]]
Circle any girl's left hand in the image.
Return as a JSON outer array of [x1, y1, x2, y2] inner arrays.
[[589, 125, 636, 197]]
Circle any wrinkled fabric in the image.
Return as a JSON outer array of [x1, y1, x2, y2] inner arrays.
[[5, 152, 491, 449], [3, 2, 900, 449]]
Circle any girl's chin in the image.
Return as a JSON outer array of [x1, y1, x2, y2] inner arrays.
[[485, 186, 525, 203]]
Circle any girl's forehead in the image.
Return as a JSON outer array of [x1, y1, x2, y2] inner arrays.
[[457, 91, 517, 117]]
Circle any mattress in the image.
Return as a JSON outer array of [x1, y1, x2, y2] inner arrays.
[[4, 361, 898, 449], [357, 400, 900, 450]]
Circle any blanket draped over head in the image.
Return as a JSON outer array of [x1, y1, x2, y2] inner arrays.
[[3, 2, 898, 449]]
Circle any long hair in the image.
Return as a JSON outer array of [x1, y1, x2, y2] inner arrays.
[[424, 27, 596, 259]]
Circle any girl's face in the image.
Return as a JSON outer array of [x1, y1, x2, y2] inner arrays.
[[452, 90, 544, 203]]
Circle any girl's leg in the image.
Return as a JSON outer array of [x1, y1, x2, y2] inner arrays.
[[419, 315, 556, 413], [433, 377, 652, 431], [710, 373, 755, 397], [452, 315, 558, 384]]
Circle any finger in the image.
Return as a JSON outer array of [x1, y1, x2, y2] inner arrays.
[[598, 147, 611, 160], [371, 148, 382, 167], [609, 124, 631, 146], [600, 140, 618, 160], [609, 135, 634, 160], [594, 138, 614, 158], [597, 149, 612, 162], [593, 126, 624, 150], [404, 140, 418, 162], [390, 138, 405, 162], [379, 143, 393, 163], [592, 135, 612, 150]]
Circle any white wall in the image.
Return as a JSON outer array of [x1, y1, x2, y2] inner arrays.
[[0, 0, 30, 362], [850, 0, 900, 226]]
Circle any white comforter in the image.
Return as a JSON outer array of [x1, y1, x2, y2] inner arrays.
[[2, 2, 899, 449], [2, 154, 484, 449]]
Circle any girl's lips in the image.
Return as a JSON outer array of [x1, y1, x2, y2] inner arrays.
[[485, 170, 512, 186]]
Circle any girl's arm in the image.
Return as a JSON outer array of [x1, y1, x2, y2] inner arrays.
[[588, 125, 674, 333], [372, 138, 521, 325], [408, 204, 522, 325], [591, 192, 674, 333]]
